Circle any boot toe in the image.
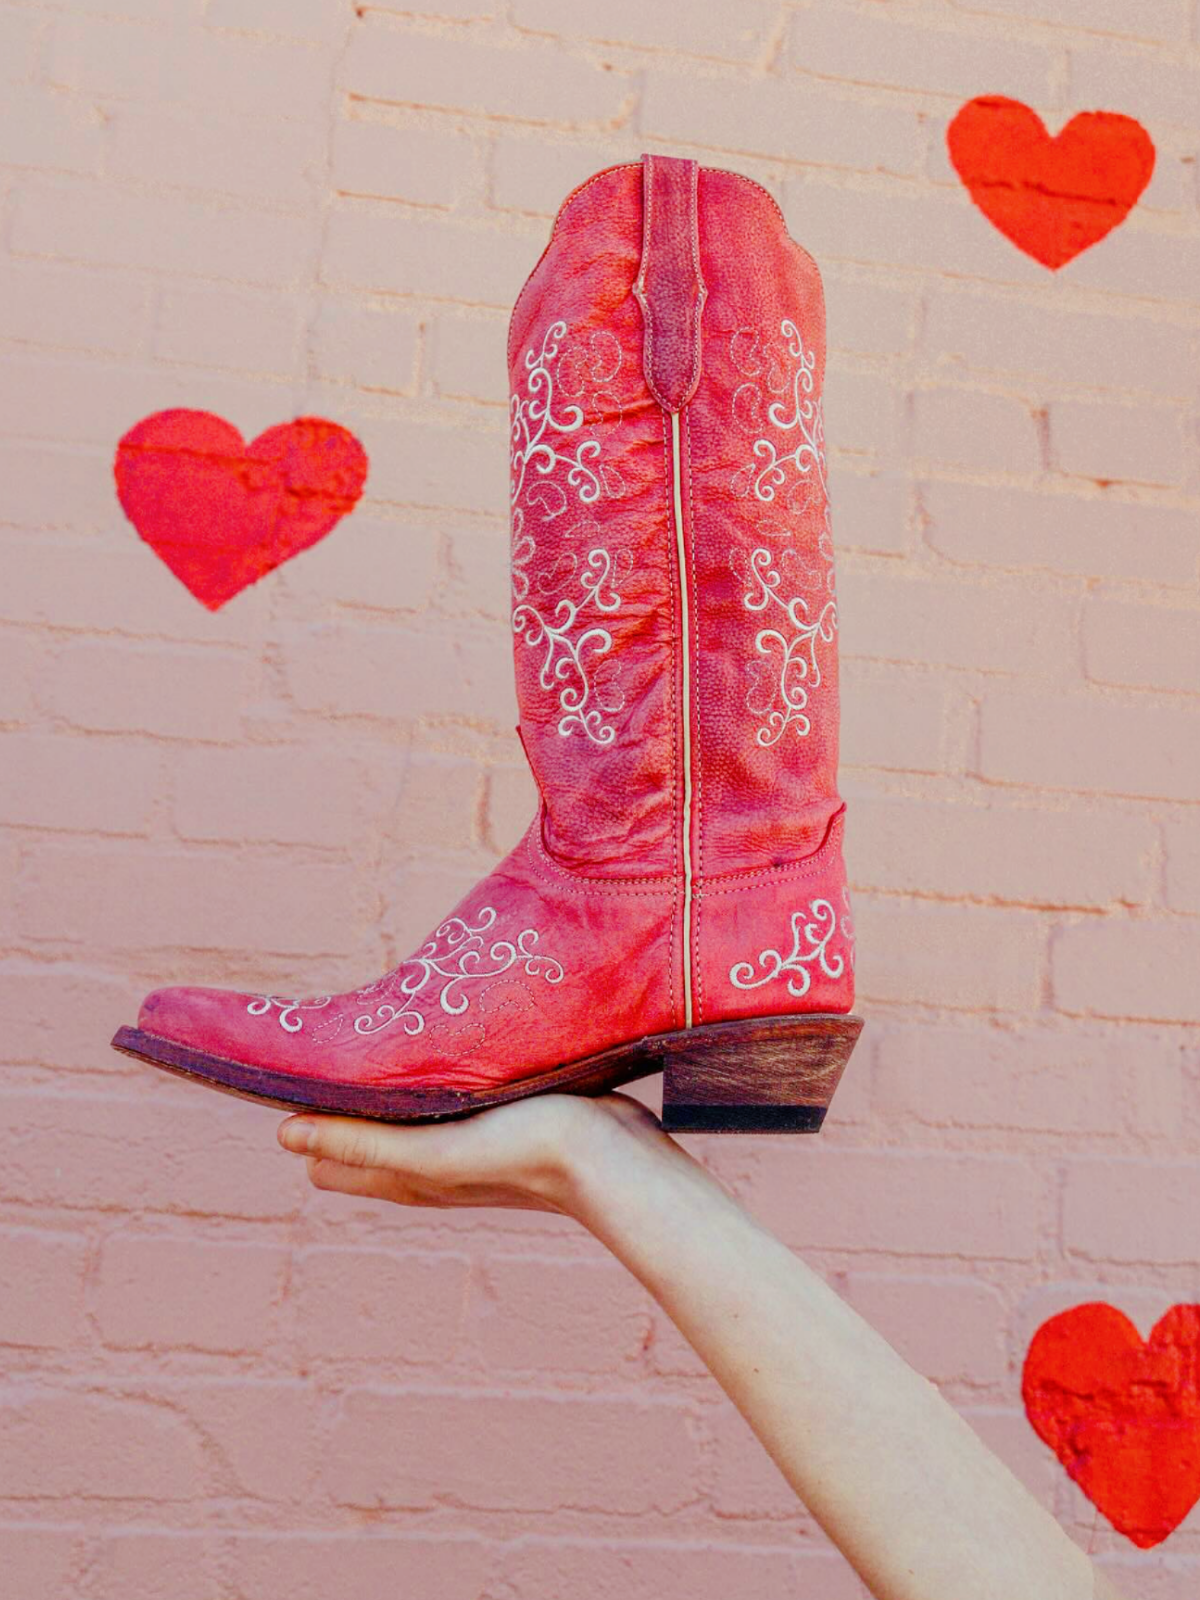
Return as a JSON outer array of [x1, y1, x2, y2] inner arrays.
[[138, 985, 243, 1054]]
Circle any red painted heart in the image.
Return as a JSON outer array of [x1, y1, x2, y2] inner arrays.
[[1023, 1302, 1200, 1548], [114, 410, 369, 610], [947, 96, 1155, 268]]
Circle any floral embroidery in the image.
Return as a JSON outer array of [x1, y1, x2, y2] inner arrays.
[[509, 319, 630, 743], [732, 537, 837, 746], [728, 898, 846, 998], [245, 908, 565, 1038], [245, 994, 334, 1034], [729, 318, 838, 745]]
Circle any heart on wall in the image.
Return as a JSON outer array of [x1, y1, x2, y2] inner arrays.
[[1023, 1302, 1200, 1548], [947, 95, 1156, 268], [115, 409, 369, 610]]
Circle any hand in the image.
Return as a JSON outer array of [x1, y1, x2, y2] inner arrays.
[[277, 1088, 676, 1217]]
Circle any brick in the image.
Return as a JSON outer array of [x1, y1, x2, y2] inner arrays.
[[427, 312, 508, 404], [91, 1533, 215, 1600], [340, 24, 630, 126], [1083, 595, 1200, 694], [0, 532, 267, 644], [445, 524, 510, 619], [962, 1407, 1062, 1505], [873, 1019, 1184, 1138], [1068, 43, 1200, 130], [322, 204, 537, 307], [0, 446, 115, 532], [824, 366, 903, 456], [921, 480, 1199, 586], [912, 386, 1041, 474], [783, 176, 1048, 285], [232, 1535, 489, 1600], [1, 1090, 295, 1218], [0, 1391, 207, 1499], [0, 1228, 87, 1347], [174, 1378, 319, 1500], [846, 793, 1154, 907], [365, 0, 495, 13], [1164, 819, 1200, 914], [325, 1389, 701, 1511], [310, 301, 419, 393], [0, 839, 19, 945], [272, 514, 439, 614], [0, 259, 146, 354], [382, 860, 493, 955], [830, 466, 911, 557], [0, 961, 141, 1071], [641, 73, 921, 175], [490, 137, 634, 217], [825, 277, 916, 358], [206, 0, 353, 41], [745, 1145, 1039, 1258], [0, 629, 41, 722], [0, 733, 162, 836], [1064, 1158, 1200, 1263], [791, 7, 1053, 100], [13, 178, 314, 286], [46, 640, 254, 742], [48, 15, 172, 100], [503, 1536, 865, 1599], [1059, 221, 1200, 309], [108, 104, 323, 206], [173, 744, 369, 848], [176, 30, 332, 122], [0, 8, 46, 81], [281, 620, 517, 728], [1053, 918, 1200, 1023], [392, 752, 482, 850], [842, 1273, 1009, 1386], [0, 83, 103, 173], [483, 763, 538, 854], [852, 895, 1043, 1011], [948, 0, 1190, 40], [153, 282, 303, 374], [96, 1235, 286, 1352], [16, 841, 360, 956], [977, 687, 1200, 802], [0, 1528, 75, 1600], [840, 660, 952, 773], [837, 568, 1075, 675], [923, 287, 1198, 396], [1050, 398, 1185, 487], [294, 1247, 469, 1362], [332, 119, 476, 208], [469, 1255, 653, 1373], [514, 0, 776, 59]]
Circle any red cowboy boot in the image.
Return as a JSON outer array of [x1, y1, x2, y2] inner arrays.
[[112, 152, 863, 1133]]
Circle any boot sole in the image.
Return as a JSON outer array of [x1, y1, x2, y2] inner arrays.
[[111, 1012, 864, 1134]]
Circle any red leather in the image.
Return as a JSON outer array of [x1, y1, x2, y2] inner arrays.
[[134, 154, 855, 1090]]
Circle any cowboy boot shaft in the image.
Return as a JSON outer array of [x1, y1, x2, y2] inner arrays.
[[508, 158, 843, 884]]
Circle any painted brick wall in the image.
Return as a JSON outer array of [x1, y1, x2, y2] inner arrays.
[[2, 0, 1199, 1594]]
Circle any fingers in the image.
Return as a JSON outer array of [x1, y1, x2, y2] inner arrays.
[[278, 1114, 423, 1173], [303, 1154, 405, 1202]]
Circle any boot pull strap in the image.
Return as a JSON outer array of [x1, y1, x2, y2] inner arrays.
[[633, 152, 708, 412]]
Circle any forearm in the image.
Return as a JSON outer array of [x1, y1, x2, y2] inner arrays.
[[565, 1118, 1110, 1600]]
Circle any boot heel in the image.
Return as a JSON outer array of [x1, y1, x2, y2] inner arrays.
[[659, 1014, 864, 1134]]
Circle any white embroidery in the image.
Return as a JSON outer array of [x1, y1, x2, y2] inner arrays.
[[509, 320, 629, 743], [729, 318, 838, 744], [245, 908, 564, 1038], [734, 537, 837, 746], [729, 898, 846, 998], [245, 994, 333, 1033]]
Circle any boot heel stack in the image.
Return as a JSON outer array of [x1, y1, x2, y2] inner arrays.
[[659, 1014, 863, 1134]]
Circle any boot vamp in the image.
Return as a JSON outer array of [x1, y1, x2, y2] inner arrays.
[[136, 828, 677, 1092]]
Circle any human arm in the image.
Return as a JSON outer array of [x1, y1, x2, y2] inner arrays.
[[277, 1093, 1129, 1600]]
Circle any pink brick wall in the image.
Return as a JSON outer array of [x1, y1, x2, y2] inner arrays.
[[2, 0, 1198, 1593]]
